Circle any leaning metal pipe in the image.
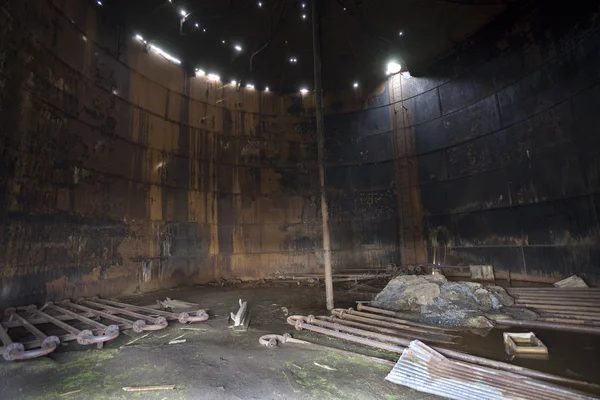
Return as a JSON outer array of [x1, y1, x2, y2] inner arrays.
[[305, 315, 453, 347], [287, 316, 599, 390], [78, 299, 168, 332], [27, 305, 119, 345], [514, 299, 600, 307], [331, 309, 450, 338], [90, 297, 208, 323], [335, 307, 449, 333], [288, 316, 406, 353], [0, 316, 60, 361], [495, 318, 600, 335], [515, 303, 600, 312], [320, 315, 458, 345], [356, 304, 453, 332]]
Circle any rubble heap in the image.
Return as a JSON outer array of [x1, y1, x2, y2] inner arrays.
[[371, 274, 517, 327]]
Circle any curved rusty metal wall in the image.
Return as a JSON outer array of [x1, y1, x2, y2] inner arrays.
[[0, 0, 324, 307], [402, 2, 600, 284]]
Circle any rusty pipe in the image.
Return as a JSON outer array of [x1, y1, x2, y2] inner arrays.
[[90, 297, 208, 324], [45, 303, 109, 330], [495, 319, 600, 335], [78, 299, 168, 332], [27, 305, 118, 345], [515, 303, 600, 312], [356, 304, 452, 332], [177, 311, 209, 323], [321, 315, 459, 345], [305, 315, 435, 347], [287, 316, 406, 353], [0, 317, 60, 361], [61, 300, 136, 327], [335, 307, 449, 334], [5, 308, 48, 341], [3, 336, 60, 361], [331, 309, 448, 338], [258, 333, 310, 347], [287, 315, 599, 390]]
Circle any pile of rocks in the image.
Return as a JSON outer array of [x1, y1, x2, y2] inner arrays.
[[370, 274, 518, 327]]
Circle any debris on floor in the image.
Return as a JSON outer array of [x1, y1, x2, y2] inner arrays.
[[469, 264, 495, 281], [229, 299, 250, 331], [287, 309, 599, 392], [503, 332, 548, 359], [554, 275, 588, 288], [500, 287, 600, 335], [157, 297, 203, 312], [386, 340, 594, 400], [369, 274, 514, 327], [122, 385, 176, 392], [0, 297, 209, 361]]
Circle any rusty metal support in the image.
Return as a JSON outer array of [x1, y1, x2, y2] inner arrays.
[[78, 299, 168, 332], [90, 297, 208, 323], [61, 300, 137, 328], [287, 315, 599, 390], [1, 309, 60, 361], [27, 305, 119, 345], [312, 0, 334, 311]]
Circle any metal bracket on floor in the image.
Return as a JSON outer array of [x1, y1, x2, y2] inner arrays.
[[0, 296, 210, 361], [259, 333, 309, 347]]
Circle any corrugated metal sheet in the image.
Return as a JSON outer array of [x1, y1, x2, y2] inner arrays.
[[386, 340, 597, 400]]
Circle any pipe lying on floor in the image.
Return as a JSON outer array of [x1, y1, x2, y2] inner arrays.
[[27, 305, 119, 345], [330, 308, 452, 339], [495, 318, 600, 335], [355, 304, 453, 332], [0, 314, 60, 361], [90, 297, 209, 324], [317, 315, 459, 345], [287, 315, 600, 391], [78, 299, 168, 332]]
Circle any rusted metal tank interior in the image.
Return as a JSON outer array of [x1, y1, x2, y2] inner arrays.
[[1, 0, 599, 398]]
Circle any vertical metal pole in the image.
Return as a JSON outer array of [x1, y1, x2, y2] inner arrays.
[[312, 0, 334, 310]]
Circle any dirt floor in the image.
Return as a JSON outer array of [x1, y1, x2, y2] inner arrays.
[[1, 282, 599, 399]]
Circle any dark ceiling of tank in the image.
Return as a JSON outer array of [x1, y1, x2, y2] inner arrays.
[[97, 0, 510, 92]]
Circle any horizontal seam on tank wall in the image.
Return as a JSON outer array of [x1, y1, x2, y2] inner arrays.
[[38, 0, 600, 121], [366, 13, 600, 115], [411, 76, 600, 160], [1, 88, 318, 168], [4, 160, 395, 199], [0, 68, 313, 149], [0, 134, 317, 175], [6, 118, 594, 195], [0, 247, 399, 270], [417, 144, 600, 188], [422, 191, 598, 219], [18, 0, 302, 118], [443, 244, 597, 249], [0, 218, 400, 229], [25, 2, 599, 153]]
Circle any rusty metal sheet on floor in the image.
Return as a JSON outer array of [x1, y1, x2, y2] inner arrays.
[[385, 340, 597, 400]]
